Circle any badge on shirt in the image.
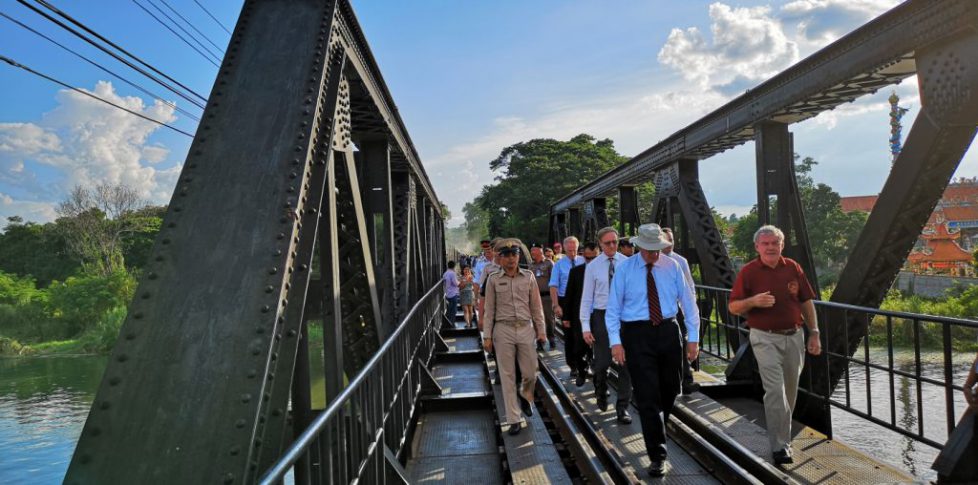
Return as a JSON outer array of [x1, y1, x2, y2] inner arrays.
[[787, 280, 799, 297], [535, 270, 542, 277]]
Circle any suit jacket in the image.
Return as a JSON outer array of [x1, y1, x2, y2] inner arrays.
[[563, 264, 587, 324]]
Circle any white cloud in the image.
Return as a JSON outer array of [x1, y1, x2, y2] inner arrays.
[[0, 81, 183, 223], [0, 192, 58, 224], [658, 3, 799, 92], [781, 0, 901, 45]]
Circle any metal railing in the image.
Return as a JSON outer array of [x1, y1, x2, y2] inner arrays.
[[695, 284, 978, 450], [259, 281, 445, 484]]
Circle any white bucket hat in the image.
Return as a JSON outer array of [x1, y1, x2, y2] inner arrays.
[[630, 223, 673, 251]]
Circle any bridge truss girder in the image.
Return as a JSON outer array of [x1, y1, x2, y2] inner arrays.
[[66, 1, 444, 483]]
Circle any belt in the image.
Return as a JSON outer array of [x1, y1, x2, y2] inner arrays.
[[751, 327, 799, 336], [622, 317, 677, 325], [496, 319, 531, 327]]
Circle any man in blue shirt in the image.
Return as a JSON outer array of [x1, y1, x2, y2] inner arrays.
[[548, 236, 585, 370], [605, 223, 700, 478]]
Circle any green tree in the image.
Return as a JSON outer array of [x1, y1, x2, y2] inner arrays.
[[0, 217, 79, 285], [473, 134, 643, 244], [56, 184, 154, 276]]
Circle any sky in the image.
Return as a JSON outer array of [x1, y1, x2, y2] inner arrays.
[[1, 0, 976, 228]]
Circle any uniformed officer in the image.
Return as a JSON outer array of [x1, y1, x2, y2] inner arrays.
[[483, 238, 547, 436]]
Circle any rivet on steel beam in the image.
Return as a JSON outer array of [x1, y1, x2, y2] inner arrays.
[[272, 408, 282, 417], [125, 332, 136, 340], [247, 369, 258, 377], [162, 238, 171, 244], [147, 273, 157, 280], [133, 311, 143, 319], [287, 329, 297, 338], [240, 394, 251, 403], [277, 233, 285, 240], [141, 292, 151, 299], [100, 401, 111, 410], [117, 354, 128, 362], [268, 267, 278, 275], [274, 249, 283, 256], [223, 474, 234, 484], [265, 285, 274, 293], [235, 419, 246, 428], [229, 446, 240, 456], [261, 305, 270, 313], [79, 454, 92, 464], [89, 427, 101, 437]]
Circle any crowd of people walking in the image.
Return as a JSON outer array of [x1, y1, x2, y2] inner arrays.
[[442, 223, 825, 477]]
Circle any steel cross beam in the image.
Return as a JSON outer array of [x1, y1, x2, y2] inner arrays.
[[66, 1, 444, 483], [551, 0, 978, 213]]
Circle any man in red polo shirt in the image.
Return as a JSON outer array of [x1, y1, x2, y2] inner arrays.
[[729, 225, 821, 466]]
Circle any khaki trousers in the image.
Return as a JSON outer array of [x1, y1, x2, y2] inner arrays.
[[494, 320, 538, 425], [749, 329, 805, 452]]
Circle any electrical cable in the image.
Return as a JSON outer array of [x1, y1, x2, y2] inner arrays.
[[192, 0, 231, 36], [158, 0, 224, 54], [0, 10, 201, 122], [1, 54, 195, 138], [19, 0, 208, 105], [132, 0, 221, 67]]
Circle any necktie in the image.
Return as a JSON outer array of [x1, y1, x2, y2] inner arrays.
[[646, 263, 662, 325], [608, 258, 616, 284]]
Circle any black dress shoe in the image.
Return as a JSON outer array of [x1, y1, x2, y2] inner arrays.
[[648, 459, 666, 477], [575, 372, 586, 387], [772, 449, 793, 465], [616, 408, 632, 424], [519, 396, 533, 417], [596, 395, 608, 412], [682, 381, 701, 395], [507, 424, 521, 436]]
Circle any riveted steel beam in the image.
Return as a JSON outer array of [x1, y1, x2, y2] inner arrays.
[[66, 1, 346, 482], [618, 186, 640, 237]]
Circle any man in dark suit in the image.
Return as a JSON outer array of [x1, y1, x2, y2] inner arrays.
[[562, 242, 597, 385]]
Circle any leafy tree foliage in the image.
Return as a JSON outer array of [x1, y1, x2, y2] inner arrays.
[[0, 218, 79, 286], [472, 134, 643, 244], [729, 156, 867, 285]]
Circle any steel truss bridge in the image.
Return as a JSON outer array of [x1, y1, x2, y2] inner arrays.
[[65, 0, 976, 483]]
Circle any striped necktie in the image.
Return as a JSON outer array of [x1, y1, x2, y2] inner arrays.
[[608, 257, 615, 284], [646, 263, 662, 325]]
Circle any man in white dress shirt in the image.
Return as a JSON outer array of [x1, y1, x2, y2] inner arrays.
[[581, 227, 632, 424], [606, 223, 700, 478], [660, 227, 701, 394]]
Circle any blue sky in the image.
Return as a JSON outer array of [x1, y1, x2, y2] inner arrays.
[[1, 0, 975, 226]]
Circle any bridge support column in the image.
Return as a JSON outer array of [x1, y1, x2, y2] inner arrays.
[[618, 186, 640, 236], [568, 207, 583, 241], [753, 121, 830, 435], [392, 173, 415, 323], [360, 141, 397, 338], [582, 198, 608, 243]]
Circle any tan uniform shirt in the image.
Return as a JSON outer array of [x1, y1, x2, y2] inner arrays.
[[483, 268, 546, 339]]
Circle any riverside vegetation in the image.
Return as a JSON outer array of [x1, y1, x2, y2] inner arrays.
[[4, 145, 977, 355]]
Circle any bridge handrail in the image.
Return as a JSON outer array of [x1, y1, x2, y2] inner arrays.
[[694, 284, 976, 451], [259, 280, 445, 484], [696, 284, 978, 328]]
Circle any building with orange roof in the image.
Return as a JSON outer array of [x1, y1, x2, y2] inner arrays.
[[841, 178, 978, 275]]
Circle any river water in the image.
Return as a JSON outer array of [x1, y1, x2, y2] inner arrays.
[[1, 348, 973, 482]]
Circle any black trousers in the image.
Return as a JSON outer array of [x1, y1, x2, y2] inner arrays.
[[559, 296, 589, 374], [621, 318, 683, 461], [676, 309, 694, 384]]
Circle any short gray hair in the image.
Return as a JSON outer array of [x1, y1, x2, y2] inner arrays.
[[562, 236, 580, 246], [595, 226, 618, 241], [753, 225, 785, 243]]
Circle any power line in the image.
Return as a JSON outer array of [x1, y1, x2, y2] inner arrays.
[[19, 0, 208, 105], [192, 0, 231, 36], [132, 0, 221, 67], [1, 55, 194, 138], [158, 0, 225, 54], [0, 10, 201, 122], [144, 0, 223, 61]]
